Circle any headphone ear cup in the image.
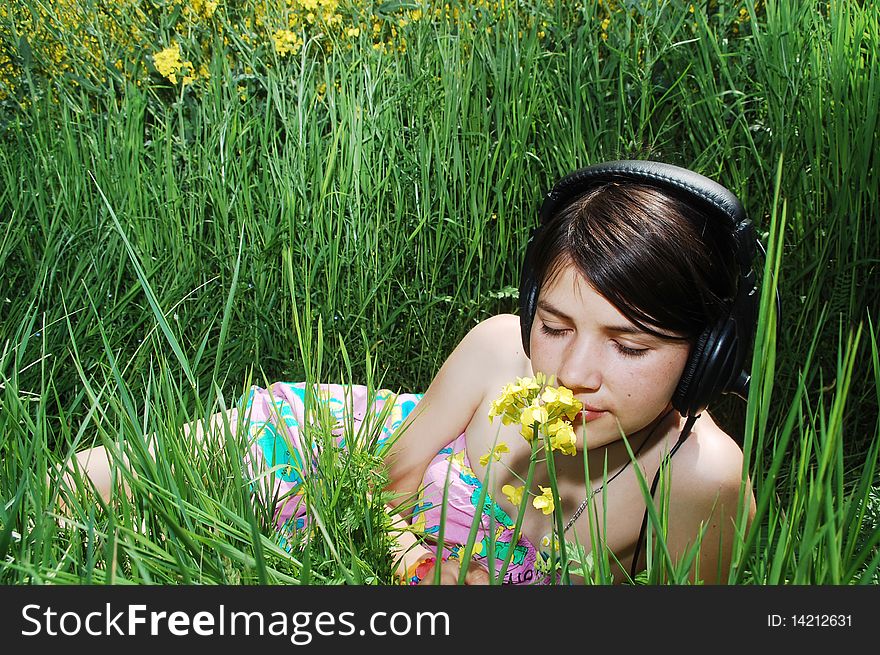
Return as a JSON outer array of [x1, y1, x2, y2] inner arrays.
[[673, 327, 712, 415], [701, 317, 742, 403], [674, 316, 742, 416]]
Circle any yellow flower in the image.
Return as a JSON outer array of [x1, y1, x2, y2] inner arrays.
[[490, 376, 544, 425], [490, 374, 579, 445], [547, 419, 577, 456], [502, 484, 524, 506], [540, 534, 559, 551], [541, 385, 582, 420], [479, 442, 509, 466], [347, 27, 360, 38], [519, 402, 549, 441], [533, 486, 555, 515], [153, 43, 183, 84], [540, 386, 559, 405], [272, 29, 302, 57], [488, 383, 519, 423], [530, 372, 549, 388]]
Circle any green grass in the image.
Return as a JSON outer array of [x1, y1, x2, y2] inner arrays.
[[0, 0, 877, 584]]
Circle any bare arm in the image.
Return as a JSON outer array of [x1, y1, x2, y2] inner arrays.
[[53, 398, 481, 583], [381, 316, 520, 583], [383, 316, 512, 514], [55, 409, 239, 507]]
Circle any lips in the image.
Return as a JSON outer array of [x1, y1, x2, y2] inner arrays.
[[575, 406, 607, 423]]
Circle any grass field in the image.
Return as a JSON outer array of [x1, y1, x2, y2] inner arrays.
[[0, 0, 878, 584]]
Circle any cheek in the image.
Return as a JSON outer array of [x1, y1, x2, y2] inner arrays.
[[626, 349, 690, 400], [528, 326, 545, 368], [528, 346, 548, 377], [613, 342, 685, 395], [528, 332, 562, 376]]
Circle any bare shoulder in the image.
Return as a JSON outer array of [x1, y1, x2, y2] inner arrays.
[[463, 313, 526, 359], [660, 413, 756, 583], [667, 414, 752, 506], [444, 314, 530, 394]]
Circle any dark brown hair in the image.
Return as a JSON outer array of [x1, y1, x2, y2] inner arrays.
[[530, 182, 738, 341]]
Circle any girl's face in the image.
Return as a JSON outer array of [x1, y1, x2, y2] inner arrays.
[[529, 261, 691, 449]]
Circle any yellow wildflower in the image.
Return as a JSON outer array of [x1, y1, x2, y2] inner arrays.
[[541, 385, 582, 420], [272, 29, 302, 57], [533, 486, 555, 515], [502, 484, 524, 506], [489, 376, 540, 424], [540, 534, 560, 551], [547, 419, 577, 456], [202, 0, 218, 18], [519, 402, 549, 441], [153, 43, 183, 84], [479, 442, 510, 467]]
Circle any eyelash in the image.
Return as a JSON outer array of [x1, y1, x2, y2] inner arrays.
[[539, 323, 648, 358], [539, 323, 568, 338], [614, 343, 648, 358]]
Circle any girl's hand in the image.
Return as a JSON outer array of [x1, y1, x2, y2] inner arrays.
[[415, 557, 490, 585]]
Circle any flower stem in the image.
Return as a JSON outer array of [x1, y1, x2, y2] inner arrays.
[[543, 432, 570, 585], [497, 423, 540, 583]]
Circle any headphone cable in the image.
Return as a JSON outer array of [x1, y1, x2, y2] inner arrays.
[[629, 413, 699, 582]]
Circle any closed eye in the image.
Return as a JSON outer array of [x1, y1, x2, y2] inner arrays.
[[539, 323, 569, 338], [542, 324, 649, 358], [614, 342, 648, 358]]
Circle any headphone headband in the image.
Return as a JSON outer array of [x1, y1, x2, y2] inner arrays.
[[540, 160, 756, 271]]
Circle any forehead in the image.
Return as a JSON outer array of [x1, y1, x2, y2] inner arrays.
[[537, 263, 686, 341], [538, 262, 623, 320]]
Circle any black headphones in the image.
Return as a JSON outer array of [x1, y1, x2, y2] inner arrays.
[[518, 160, 760, 418]]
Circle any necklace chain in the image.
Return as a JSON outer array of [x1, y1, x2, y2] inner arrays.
[[562, 485, 601, 534], [556, 409, 672, 537]]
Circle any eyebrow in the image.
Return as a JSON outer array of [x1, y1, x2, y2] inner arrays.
[[536, 299, 646, 336]]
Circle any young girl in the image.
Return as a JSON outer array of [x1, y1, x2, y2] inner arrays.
[[231, 159, 759, 585], [65, 160, 759, 585]]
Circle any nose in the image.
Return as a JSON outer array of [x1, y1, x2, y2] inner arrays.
[[556, 337, 602, 393]]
